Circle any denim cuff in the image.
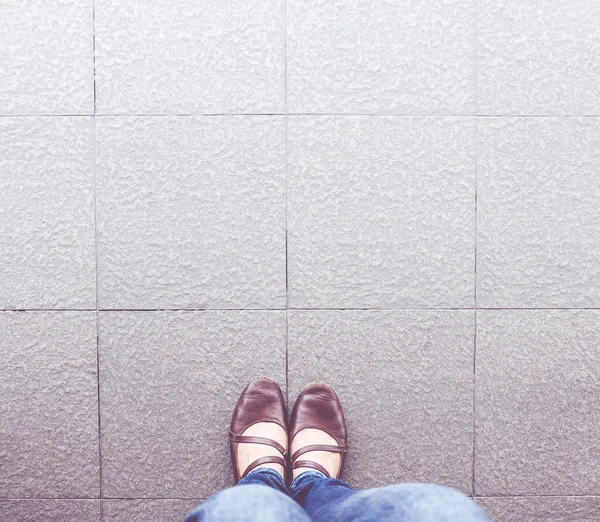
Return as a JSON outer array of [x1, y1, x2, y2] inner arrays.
[[240, 466, 288, 494], [245, 467, 285, 482], [289, 470, 327, 491]]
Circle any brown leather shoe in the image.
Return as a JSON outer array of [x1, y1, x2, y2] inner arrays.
[[290, 383, 348, 478], [229, 378, 288, 482]]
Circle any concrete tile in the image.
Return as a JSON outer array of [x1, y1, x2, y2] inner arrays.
[[95, 0, 285, 114], [96, 116, 286, 309], [0, 500, 100, 522], [476, 497, 600, 522], [99, 311, 286, 498], [0, 117, 96, 309], [478, 118, 600, 308], [103, 499, 201, 522], [0, 312, 99, 498], [288, 116, 476, 308], [288, 310, 475, 494], [476, 311, 600, 496], [288, 0, 476, 114], [0, 0, 93, 115], [479, 1, 600, 115]]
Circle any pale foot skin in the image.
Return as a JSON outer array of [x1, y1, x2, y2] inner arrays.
[[237, 422, 287, 479], [291, 428, 341, 479]]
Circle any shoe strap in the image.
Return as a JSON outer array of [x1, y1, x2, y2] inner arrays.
[[291, 444, 347, 463], [292, 459, 331, 478], [241, 455, 287, 479], [230, 431, 287, 457]]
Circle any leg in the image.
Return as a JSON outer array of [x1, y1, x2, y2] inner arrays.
[[290, 470, 355, 513], [184, 468, 311, 522], [185, 379, 310, 521], [292, 473, 489, 522]]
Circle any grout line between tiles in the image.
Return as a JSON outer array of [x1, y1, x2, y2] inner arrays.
[[284, 0, 288, 117], [97, 308, 288, 312], [474, 121, 479, 309], [284, 0, 289, 311], [93, 123, 102, 491], [473, 0, 479, 490], [91, 1, 103, 514], [474, 0, 479, 308], [475, 0, 479, 120], [93, 1, 96, 115], [3, 113, 600, 118], [0, 114, 95, 118], [285, 311, 289, 406], [473, 310, 477, 496], [281, 307, 600, 311], [3, 307, 600, 312], [5, 494, 600, 501], [0, 497, 205, 501], [0, 308, 288, 312], [473, 120, 479, 498], [474, 494, 600, 499], [285, 123, 289, 307], [284, 0, 290, 407]]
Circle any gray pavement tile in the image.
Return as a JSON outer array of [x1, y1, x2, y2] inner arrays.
[[476, 310, 600, 495], [476, 496, 600, 522], [288, 310, 475, 494], [0, 312, 99, 498], [99, 311, 286, 498], [0, 117, 96, 309], [95, 0, 284, 114], [103, 499, 201, 522], [478, 117, 600, 308], [288, 116, 476, 309], [288, 0, 476, 114], [96, 116, 286, 310], [0, 0, 93, 115], [479, 1, 600, 115], [0, 500, 100, 522]]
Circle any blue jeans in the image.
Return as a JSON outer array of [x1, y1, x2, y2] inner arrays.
[[183, 468, 489, 521]]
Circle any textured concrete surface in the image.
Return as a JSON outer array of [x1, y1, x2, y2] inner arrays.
[[476, 497, 600, 522], [0, 312, 99, 498], [476, 311, 600, 496], [99, 311, 286, 498], [288, 0, 476, 114], [478, 118, 600, 308], [95, 0, 285, 114], [0, 0, 93, 115], [0, 500, 100, 522], [103, 499, 201, 522], [0, 118, 96, 309], [288, 116, 476, 308], [479, 0, 600, 115], [1, 0, 600, 521], [288, 310, 475, 494], [96, 116, 286, 309]]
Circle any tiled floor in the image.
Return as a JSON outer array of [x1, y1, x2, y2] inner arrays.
[[1, 1, 600, 521]]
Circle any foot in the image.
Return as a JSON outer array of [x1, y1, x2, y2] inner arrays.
[[236, 422, 287, 479], [229, 378, 288, 482], [291, 428, 341, 479], [289, 383, 348, 480]]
